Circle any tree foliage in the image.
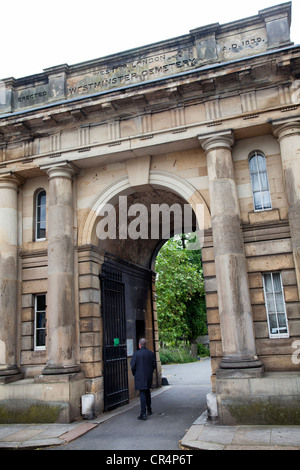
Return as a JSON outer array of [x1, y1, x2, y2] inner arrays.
[[155, 234, 207, 346]]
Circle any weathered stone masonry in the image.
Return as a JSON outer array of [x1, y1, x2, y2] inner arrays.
[[0, 2, 300, 424]]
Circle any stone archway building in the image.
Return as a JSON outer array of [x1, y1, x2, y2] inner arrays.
[[0, 2, 300, 424]]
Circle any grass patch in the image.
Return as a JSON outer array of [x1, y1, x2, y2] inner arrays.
[[160, 347, 197, 364], [160, 344, 210, 364]]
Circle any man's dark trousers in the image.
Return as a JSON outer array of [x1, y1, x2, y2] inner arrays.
[[140, 389, 151, 415]]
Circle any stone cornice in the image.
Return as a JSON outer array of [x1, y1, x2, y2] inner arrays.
[[0, 97, 299, 177], [0, 46, 298, 150], [1, 46, 299, 126]]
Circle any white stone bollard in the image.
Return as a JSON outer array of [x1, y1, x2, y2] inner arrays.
[[206, 392, 218, 420], [81, 393, 95, 419]]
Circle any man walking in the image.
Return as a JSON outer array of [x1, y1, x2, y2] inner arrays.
[[130, 338, 156, 420]]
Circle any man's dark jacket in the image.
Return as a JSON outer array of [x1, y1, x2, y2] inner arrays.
[[130, 347, 156, 390]]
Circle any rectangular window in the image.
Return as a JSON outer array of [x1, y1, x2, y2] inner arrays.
[[263, 273, 289, 338], [34, 294, 46, 350]]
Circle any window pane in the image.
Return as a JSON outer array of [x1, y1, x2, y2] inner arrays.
[[257, 154, 267, 172], [275, 292, 285, 312], [38, 227, 46, 239], [249, 156, 258, 173], [37, 312, 46, 328], [264, 274, 272, 292], [36, 330, 46, 347], [253, 192, 263, 211], [38, 191, 46, 207], [251, 173, 260, 192], [278, 314, 288, 333], [272, 273, 282, 291], [262, 191, 272, 210], [268, 314, 279, 335], [259, 171, 269, 191], [36, 295, 46, 311], [40, 205, 46, 223], [266, 293, 276, 313], [39, 220, 46, 231], [37, 207, 44, 224]]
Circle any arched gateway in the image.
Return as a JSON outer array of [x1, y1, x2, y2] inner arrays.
[[80, 172, 210, 411], [0, 3, 300, 424]]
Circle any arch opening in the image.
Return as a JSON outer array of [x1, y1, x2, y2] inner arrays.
[[153, 233, 209, 365], [84, 174, 212, 411]]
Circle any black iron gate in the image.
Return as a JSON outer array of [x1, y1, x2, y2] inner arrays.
[[100, 264, 129, 411]]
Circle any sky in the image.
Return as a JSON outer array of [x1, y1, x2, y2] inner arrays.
[[1, 0, 299, 79]]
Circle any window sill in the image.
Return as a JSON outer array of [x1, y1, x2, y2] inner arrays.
[[269, 334, 290, 339], [20, 240, 48, 255], [248, 208, 280, 225]]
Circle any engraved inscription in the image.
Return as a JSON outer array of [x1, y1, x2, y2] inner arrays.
[[221, 37, 265, 52], [66, 51, 199, 97], [14, 86, 49, 109], [18, 91, 47, 103]]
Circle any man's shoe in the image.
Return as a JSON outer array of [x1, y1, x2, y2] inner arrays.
[[138, 414, 147, 420], [147, 409, 152, 415]]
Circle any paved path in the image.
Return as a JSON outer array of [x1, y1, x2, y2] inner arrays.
[[50, 359, 212, 450]]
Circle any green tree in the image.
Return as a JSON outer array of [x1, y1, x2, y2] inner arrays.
[[155, 234, 207, 347]]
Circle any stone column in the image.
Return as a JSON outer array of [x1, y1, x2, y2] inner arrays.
[[199, 130, 263, 376], [41, 162, 80, 375], [273, 120, 300, 299], [0, 172, 23, 380]]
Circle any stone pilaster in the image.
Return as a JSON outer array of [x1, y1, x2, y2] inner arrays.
[[0, 172, 23, 381], [273, 120, 300, 300], [199, 130, 263, 377], [41, 162, 80, 375]]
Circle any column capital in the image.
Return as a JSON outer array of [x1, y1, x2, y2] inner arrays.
[[272, 119, 300, 141], [0, 170, 25, 187], [198, 129, 235, 153], [40, 161, 79, 180]]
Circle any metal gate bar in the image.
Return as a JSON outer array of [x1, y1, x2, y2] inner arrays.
[[101, 266, 129, 411]]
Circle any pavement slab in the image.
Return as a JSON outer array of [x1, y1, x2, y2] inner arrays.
[[180, 414, 300, 451], [59, 422, 98, 443]]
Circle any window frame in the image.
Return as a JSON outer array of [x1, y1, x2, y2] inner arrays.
[[262, 272, 289, 339], [35, 189, 46, 241], [249, 151, 272, 213], [34, 293, 46, 351]]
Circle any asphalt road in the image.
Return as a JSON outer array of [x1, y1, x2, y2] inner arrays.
[[52, 358, 212, 451]]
